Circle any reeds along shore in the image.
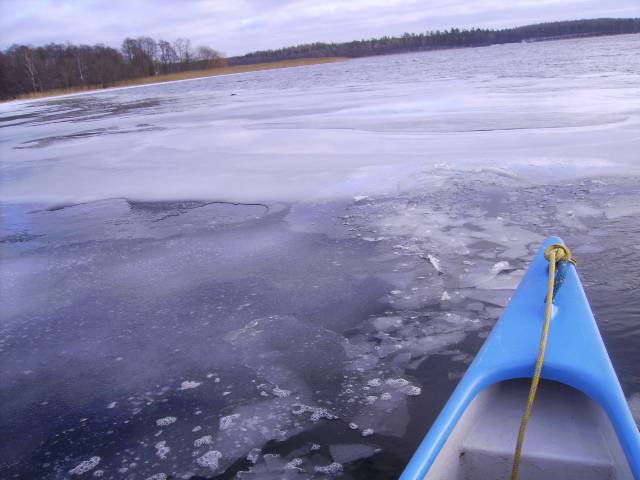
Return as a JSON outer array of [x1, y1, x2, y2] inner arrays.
[[5, 57, 348, 102]]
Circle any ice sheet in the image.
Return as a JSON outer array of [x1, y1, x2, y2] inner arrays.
[[1, 36, 640, 206]]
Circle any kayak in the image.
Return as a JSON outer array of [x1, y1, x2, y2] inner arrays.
[[401, 236, 640, 480]]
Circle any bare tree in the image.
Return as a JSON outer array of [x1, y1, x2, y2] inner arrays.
[[121, 38, 137, 64], [173, 38, 192, 70], [137, 36, 157, 75], [21, 46, 41, 92], [157, 40, 177, 74]]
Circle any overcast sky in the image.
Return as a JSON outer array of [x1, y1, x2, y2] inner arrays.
[[1, 0, 638, 56]]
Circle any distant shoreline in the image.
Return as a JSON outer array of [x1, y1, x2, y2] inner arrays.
[[3, 57, 348, 103]]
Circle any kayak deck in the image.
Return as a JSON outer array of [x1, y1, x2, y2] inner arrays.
[[426, 378, 632, 479]]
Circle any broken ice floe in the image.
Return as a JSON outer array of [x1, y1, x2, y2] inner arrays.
[[154, 441, 170, 460], [329, 443, 378, 464], [247, 448, 262, 464], [193, 435, 213, 447], [69, 456, 101, 475], [145, 474, 167, 480], [219, 413, 241, 430], [155, 416, 177, 427], [196, 450, 222, 471], [285, 457, 304, 471], [273, 386, 292, 398], [179, 380, 202, 390], [315, 462, 343, 474], [292, 404, 338, 422]]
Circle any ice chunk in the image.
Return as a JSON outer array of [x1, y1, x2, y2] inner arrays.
[[194, 435, 213, 447], [155, 416, 177, 427], [490, 261, 511, 275], [330, 444, 377, 464], [366, 378, 382, 387], [385, 378, 410, 388], [210, 397, 307, 471], [154, 441, 170, 460], [605, 196, 640, 219], [179, 380, 202, 390], [69, 457, 101, 475], [314, 462, 343, 474], [247, 448, 261, 464], [237, 453, 309, 478], [273, 386, 291, 398], [219, 413, 240, 430], [466, 289, 512, 307], [145, 474, 167, 480], [403, 385, 422, 396], [427, 254, 443, 273], [292, 404, 338, 422], [284, 458, 303, 471], [196, 450, 222, 471], [371, 317, 402, 332]]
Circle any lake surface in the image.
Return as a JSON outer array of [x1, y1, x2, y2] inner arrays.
[[1, 34, 640, 479]]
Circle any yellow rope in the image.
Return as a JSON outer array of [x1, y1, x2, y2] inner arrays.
[[510, 243, 575, 480]]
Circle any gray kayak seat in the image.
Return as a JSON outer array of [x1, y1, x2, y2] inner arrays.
[[426, 379, 633, 480]]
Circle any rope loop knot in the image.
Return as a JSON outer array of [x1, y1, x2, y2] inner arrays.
[[544, 243, 576, 265]]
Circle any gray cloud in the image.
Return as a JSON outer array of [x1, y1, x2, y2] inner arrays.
[[1, 0, 638, 55]]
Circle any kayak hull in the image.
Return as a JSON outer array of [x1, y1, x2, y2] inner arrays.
[[401, 236, 640, 479]]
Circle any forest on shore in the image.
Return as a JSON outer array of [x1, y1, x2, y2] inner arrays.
[[0, 37, 226, 100], [228, 18, 640, 64], [1, 18, 638, 100]]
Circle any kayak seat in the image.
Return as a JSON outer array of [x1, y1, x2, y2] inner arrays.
[[426, 379, 632, 480]]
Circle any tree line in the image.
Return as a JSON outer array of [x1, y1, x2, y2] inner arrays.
[[228, 18, 640, 64], [1, 18, 639, 99], [0, 37, 225, 99]]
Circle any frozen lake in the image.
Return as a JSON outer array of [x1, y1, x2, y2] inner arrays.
[[1, 34, 640, 479]]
